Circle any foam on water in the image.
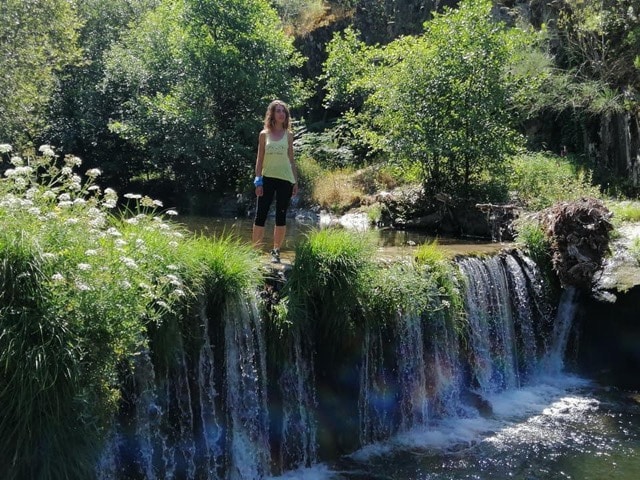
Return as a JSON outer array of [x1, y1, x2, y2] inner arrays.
[[349, 373, 593, 462]]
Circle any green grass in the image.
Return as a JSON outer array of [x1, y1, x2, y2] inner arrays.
[[607, 200, 640, 223], [509, 152, 601, 210], [285, 228, 375, 340]]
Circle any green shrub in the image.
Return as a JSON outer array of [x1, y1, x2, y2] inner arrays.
[[509, 152, 601, 210], [0, 145, 260, 478]]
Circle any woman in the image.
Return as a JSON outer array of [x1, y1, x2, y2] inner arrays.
[[252, 100, 298, 263]]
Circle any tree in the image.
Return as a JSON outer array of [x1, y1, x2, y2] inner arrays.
[[100, 0, 305, 199], [0, 0, 82, 148], [326, 0, 532, 199]]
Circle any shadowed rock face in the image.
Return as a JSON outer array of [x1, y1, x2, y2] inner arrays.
[[541, 198, 614, 289]]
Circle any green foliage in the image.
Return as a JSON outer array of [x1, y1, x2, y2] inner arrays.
[[285, 228, 375, 342], [325, 0, 533, 198], [0, 0, 82, 147], [100, 0, 306, 194], [514, 219, 552, 266], [0, 145, 260, 478], [607, 200, 640, 223], [508, 152, 601, 210], [322, 27, 374, 111]]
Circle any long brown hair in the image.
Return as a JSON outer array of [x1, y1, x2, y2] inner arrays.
[[263, 99, 291, 131]]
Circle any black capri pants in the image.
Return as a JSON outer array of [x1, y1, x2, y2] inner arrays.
[[254, 176, 294, 227]]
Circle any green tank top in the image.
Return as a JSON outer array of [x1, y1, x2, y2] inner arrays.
[[262, 132, 295, 183]]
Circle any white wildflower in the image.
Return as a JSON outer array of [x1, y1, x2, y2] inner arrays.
[[124, 193, 142, 200], [58, 200, 73, 208], [153, 199, 163, 207], [76, 281, 91, 291], [28, 207, 41, 216], [106, 227, 122, 237], [10, 156, 22, 166], [166, 209, 178, 216], [58, 193, 71, 201], [173, 289, 185, 297], [64, 155, 82, 167], [103, 199, 117, 209], [42, 253, 56, 260], [167, 264, 179, 270], [85, 249, 98, 256], [86, 168, 101, 178], [39, 145, 56, 157], [168, 241, 179, 248], [120, 256, 138, 269], [42, 190, 57, 200], [61, 166, 73, 176], [0, 144, 12, 153], [65, 218, 79, 225], [89, 217, 106, 228], [73, 198, 86, 206], [77, 263, 92, 271], [115, 239, 127, 247], [52, 273, 64, 282], [126, 217, 139, 225], [120, 280, 132, 289], [3, 169, 16, 177], [88, 185, 100, 192]]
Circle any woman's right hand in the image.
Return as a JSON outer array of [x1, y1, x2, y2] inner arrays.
[[255, 186, 263, 197]]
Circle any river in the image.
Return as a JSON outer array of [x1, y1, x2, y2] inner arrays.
[[270, 375, 640, 479]]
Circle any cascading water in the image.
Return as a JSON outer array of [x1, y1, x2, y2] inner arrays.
[[458, 255, 521, 393], [97, 293, 272, 480], [543, 286, 579, 374], [100, 250, 591, 480], [276, 326, 318, 471], [224, 295, 270, 480]]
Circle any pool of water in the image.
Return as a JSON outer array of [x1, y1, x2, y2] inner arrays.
[[178, 215, 506, 260], [269, 375, 640, 479]]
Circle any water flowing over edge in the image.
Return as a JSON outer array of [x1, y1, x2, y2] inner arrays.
[[98, 250, 583, 479]]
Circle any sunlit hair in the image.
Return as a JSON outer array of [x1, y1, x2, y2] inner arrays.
[[263, 99, 291, 131]]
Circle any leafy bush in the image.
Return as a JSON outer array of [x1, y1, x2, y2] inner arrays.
[[0, 144, 260, 479], [508, 152, 601, 210]]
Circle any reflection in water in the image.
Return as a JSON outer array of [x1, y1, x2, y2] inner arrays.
[[176, 216, 506, 259]]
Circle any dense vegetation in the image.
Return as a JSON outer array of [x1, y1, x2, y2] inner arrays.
[[1, 0, 639, 212]]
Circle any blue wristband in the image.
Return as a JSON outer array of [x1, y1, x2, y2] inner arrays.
[[254, 176, 263, 187]]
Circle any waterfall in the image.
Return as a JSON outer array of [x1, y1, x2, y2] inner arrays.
[[397, 311, 430, 430], [359, 323, 396, 445], [224, 295, 271, 480], [277, 326, 318, 470], [458, 255, 520, 393], [97, 294, 271, 480], [544, 287, 579, 374], [96, 250, 575, 478]]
